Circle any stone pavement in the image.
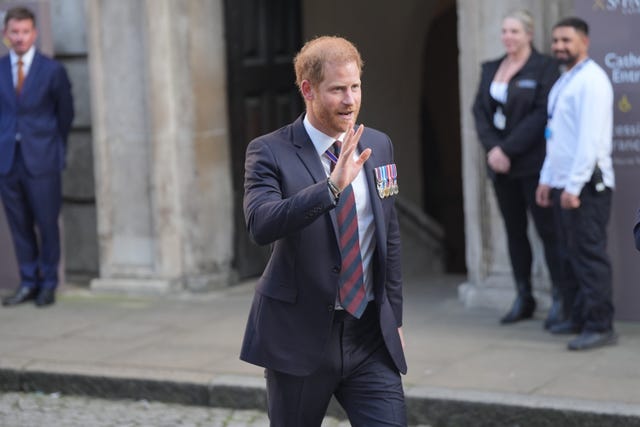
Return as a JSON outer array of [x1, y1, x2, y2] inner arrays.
[[0, 391, 354, 427], [1, 274, 640, 426]]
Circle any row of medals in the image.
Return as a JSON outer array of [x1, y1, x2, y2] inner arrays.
[[377, 179, 399, 198]]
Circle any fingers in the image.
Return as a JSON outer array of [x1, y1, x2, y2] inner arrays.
[[357, 148, 372, 164], [535, 185, 549, 207], [342, 124, 364, 153], [487, 147, 510, 173], [560, 191, 580, 209], [347, 125, 369, 165], [330, 125, 369, 189]]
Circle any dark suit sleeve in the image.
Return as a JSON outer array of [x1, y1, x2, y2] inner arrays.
[[52, 63, 74, 142], [472, 62, 502, 152], [635, 211, 640, 251], [386, 202, 403, 326], [243, 138, 335, 246], [499, 58, 559, 159], [380, 137, 403, 327]]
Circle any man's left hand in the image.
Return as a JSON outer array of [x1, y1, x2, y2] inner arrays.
[[560, 191, 581, 209], [398, 327, 405, 349]]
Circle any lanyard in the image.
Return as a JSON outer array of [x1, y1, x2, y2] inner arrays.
[[547, 58, 590, 120]]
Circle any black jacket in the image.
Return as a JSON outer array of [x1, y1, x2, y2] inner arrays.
[[472, 49, 559, 179]]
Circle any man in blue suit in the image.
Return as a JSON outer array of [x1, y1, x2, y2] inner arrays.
[[240, 36, 407, 426], [1, 6, 74, 307]]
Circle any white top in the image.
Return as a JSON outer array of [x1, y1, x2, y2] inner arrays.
[[540, 58, 615, 195], [10, 45, 36, 88], [490, 81, 508, 104], [303, 115, 375, 304]]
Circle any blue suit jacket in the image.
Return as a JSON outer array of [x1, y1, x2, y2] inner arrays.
[[0, 51, 74, 175], [240, 115, 406, 376]]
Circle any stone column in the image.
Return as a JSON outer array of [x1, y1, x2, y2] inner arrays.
[[456, 0, 573, 310], [87, 0, 234, 293]]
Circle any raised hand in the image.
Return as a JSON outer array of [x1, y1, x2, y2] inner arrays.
[[329, 124, 371, 191]]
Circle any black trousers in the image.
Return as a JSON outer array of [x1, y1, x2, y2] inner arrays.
[[492, 174, 563, 286], [265, 303, 407, 427], [551, 187, 614, 332], [0, 144, 61, 290]]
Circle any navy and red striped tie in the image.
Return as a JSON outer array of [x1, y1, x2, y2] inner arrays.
[[328, 141, 367, 318]]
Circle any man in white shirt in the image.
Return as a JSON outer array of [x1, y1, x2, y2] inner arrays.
[[536, 17, 616, 351]]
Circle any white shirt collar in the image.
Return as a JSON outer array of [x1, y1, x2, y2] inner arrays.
[[303, 114, 345, 157], [10, 45, 36, 68]]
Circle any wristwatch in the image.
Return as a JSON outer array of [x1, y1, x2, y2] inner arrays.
[[327, 177, 341, 200]]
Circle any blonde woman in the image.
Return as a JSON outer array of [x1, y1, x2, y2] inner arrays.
[[473, 11, 564, 327]]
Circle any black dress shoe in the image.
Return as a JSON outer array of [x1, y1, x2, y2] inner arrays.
[[2, 286, 37, 306], [35, 288, 55, 307], [549, 320, 581, 335], [500, 295, 536, 324], [543, 297, 566, 330], [568, 330, 618, 351]]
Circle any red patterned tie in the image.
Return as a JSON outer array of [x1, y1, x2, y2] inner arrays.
[[329, 141, 367, 318], [16, 59, 24, 94]]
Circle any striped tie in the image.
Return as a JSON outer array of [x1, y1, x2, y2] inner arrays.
[[328, 141, 367, 318]]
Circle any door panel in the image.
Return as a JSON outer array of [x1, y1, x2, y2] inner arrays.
[[224, 0, 302, 278]]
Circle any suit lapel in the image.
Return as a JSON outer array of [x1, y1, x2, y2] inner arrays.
[[0, 56, 17, 107], [482, 59, 501, 112], [292, 115, 326, 184], [291, 115, 340, 237], [20, 51, 43, 98], [360, 138, 387, 263]]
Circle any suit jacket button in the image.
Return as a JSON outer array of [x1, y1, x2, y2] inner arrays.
[[332, 266, 340, 273], [327, 305, 334, 312]]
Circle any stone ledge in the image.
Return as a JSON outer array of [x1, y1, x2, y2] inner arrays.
[[2, 368, 640, 426]]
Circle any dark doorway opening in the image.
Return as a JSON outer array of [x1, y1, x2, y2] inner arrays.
[[224, 0, 303, 279], [421, 3, 466, 273]]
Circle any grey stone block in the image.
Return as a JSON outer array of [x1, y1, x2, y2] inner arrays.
[[61, 59, 91, 129], [63, 131, 94, 200], [51, 0, 87, 55], [62, 203, 98, 274]]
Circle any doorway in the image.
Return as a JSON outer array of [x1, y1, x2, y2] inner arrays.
[[224, 0, 303, 279], [421, 2, 466, 273]]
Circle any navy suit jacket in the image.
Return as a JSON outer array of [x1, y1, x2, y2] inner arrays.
[[635, 210, 640, 251], [472, 49, 559, 179], [240, 115, 406, 376], [0, 51, 74, 175]]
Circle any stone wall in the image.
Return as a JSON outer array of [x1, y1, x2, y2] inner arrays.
[[51, 0, 98, 281], [457, 0, 574, 310], [87, 0, 234, 292]]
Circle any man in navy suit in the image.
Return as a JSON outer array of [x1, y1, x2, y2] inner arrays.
[[1, 6, 74, 307], [240, 36, 407, 426]]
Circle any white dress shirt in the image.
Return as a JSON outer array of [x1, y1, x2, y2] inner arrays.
[[540, 58, 615, 195], [10, 45, 36, 88], [303, 115, 375, 304]]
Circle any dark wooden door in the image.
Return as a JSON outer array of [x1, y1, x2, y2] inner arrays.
[[224, 0, 303, 279]]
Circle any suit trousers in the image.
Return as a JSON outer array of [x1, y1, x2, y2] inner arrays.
[[492, 174, 562, 285], [265, 303, 407, 427], [0, 144, 61, 290], [551, 186, 614, 332]]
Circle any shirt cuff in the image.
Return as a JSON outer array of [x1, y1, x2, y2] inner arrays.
[[564, 181, 585, 196]]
